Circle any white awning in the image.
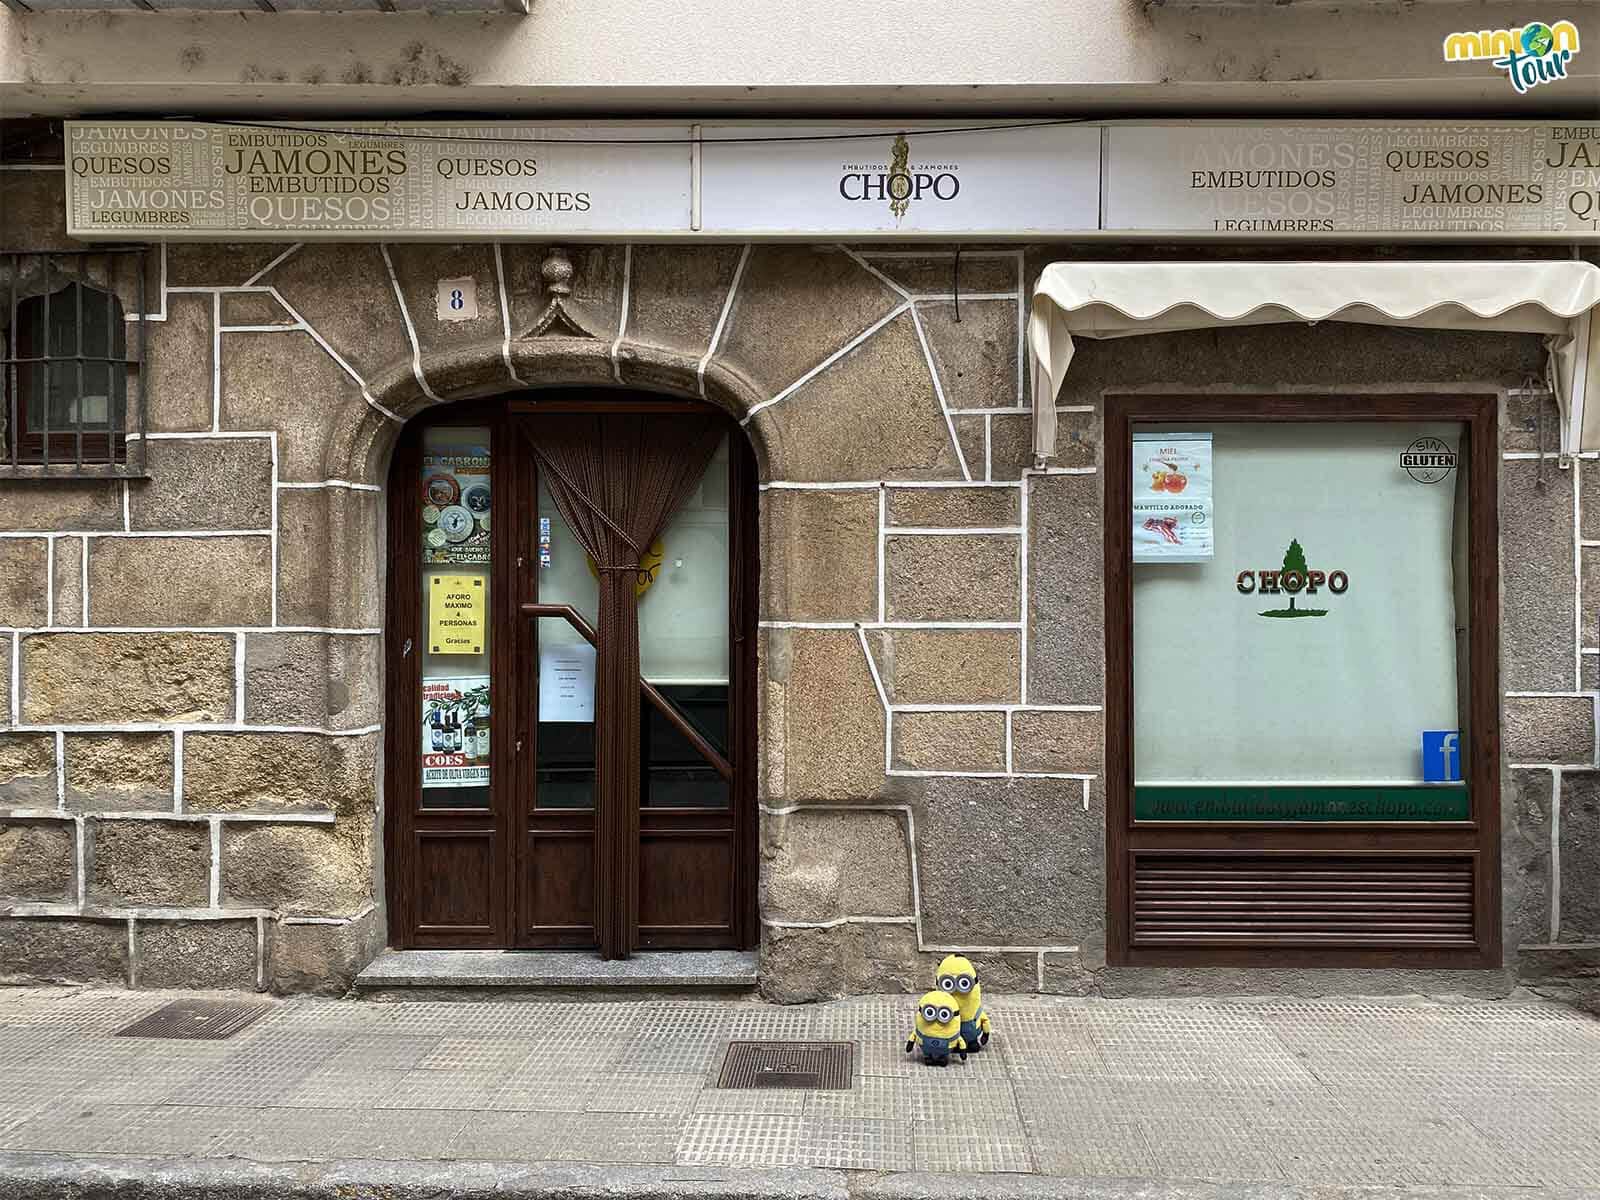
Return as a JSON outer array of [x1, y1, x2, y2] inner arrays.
[[1029, 260, 1600, 460]]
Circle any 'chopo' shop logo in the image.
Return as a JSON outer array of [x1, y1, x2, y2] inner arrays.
[[1443, 20, 1580, 93], [839, 134, 960, 223], [1236, 538, 1347, 621]]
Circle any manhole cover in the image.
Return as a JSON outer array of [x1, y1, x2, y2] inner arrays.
[[717, 1041, 852, 1090], [115, 999, 272, 1040]]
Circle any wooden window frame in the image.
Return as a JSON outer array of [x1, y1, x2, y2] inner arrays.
[[1104, 392, 1501, 970], [383, 392, 760, 953]]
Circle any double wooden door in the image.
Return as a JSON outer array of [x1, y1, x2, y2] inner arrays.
[[384, 395, 758, 953]]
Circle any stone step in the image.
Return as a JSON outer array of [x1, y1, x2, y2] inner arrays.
[[353, 948, 760, 1001]]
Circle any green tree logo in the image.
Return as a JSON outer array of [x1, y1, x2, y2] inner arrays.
[[1258, 537, 1331, 619], [1281, 538, 1308, 612]]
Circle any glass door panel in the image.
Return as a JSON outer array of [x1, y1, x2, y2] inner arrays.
[[639, 436, 730, 809], [418, 425, 493, 812]]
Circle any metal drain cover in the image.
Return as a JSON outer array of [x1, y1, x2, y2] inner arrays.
[[717, 1041, 853, 1090], [115, 999, 271, 1040]]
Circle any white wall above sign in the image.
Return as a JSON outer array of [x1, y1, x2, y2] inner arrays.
[[62, 120, 1600, 242]]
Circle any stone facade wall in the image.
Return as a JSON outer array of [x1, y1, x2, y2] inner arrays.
[[2, 163, 1596, 1000]]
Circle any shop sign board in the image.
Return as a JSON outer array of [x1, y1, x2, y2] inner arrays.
[[697, 123, 1100, 235], [1103, 123, 1600, 236], [63, 119, 1600, 240], [64, 121, 694, 238]]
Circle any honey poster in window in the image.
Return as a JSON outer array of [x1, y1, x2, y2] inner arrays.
[[428, 574, 486, 655], [1132, 431, 1213, 563]]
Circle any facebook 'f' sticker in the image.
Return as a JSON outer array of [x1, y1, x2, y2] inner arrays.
[[1422, 731, 1462, 783]]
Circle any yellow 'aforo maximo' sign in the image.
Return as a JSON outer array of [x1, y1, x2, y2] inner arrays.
[[428, 574, 486, 656]]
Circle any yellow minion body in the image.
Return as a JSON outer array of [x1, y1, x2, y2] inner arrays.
[[905, 990, 967, 1065], [935, 954, 993, 1048]]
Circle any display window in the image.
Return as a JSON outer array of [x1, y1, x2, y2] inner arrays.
[[1106, 395, 1500, 968]]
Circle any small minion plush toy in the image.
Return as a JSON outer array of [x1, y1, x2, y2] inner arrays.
[[935, 954, 992, 1052], [905, 991, 967, 1067]]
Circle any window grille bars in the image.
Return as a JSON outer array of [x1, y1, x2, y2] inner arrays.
[[2, 246, 149, 478]]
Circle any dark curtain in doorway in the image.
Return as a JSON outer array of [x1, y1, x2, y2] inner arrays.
[[522, 412, 724, 958]]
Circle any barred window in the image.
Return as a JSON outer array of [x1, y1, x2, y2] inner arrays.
[[2, 248, 149, 476]]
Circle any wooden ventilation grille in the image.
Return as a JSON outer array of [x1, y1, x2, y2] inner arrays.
[[1132, 853, 1476, 947]]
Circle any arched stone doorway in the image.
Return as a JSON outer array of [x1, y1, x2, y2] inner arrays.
[[381, 388, 760, 957]]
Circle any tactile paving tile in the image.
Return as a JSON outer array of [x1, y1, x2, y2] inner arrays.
[[0, 1027, 65, 1066], [545, 1112, 686, 1164], [528, 1003, 648, 1037], [790, 1117, 913, 1171], [1030, 1118, 1155, 1178], [905, 1077, 1022, 1126], [507, 1034, 630, 1073], [1264, 1120, 1424, 1185], [608, 1034, 727, 1076], [1, 1103, 150, 1154], [1136, 1115, 1288, 1184], [158, 1032, 355, 1107], [331, 1107, 472, 1160], [1354, 1116, 1547, 1187], [329, 1034, 447, 1071], [694, 1087, 807, 1116], [0, 993, 164, 1033], [723, 1006, 816, 1041], [585, 1072, 705, 1117], [855, 1037, 940, 1078], [675, 1112, 803, 1167], [486, 1070, 601, 1113], [248, 999, 393, 1033], [375, 1003, 560, 1038], [414, 1036, 537, 1073], [371, 1067, 507, 1110], [446, 1109, 572, 1161], [632, 1008, 729, 1043], [913, 1120, 1033, 1174], [804, 1073, 908, 1121], [274, 1065, 406, 1109], [812, 999, 905, 1041], [208, 1105, 359, 1162]]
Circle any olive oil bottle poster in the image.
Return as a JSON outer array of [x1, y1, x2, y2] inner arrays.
[[1132, 431, 1213, 563], [422, 447, 490, 566], [421, 675, 490, 789]]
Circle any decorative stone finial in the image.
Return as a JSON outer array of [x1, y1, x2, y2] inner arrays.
[[541, 246, 574, 298], [521, 245, 595, 340]]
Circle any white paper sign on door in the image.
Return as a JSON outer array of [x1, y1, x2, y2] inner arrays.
[[539, 642, 596, 722], [1132, 432, 1213, 563]]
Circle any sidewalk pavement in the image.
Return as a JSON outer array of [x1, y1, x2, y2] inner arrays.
[[0, 986, 1595, 1199]]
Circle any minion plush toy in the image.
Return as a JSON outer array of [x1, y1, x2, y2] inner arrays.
[[935, 954, 992, 1052], [905, 992, 968, 1067]]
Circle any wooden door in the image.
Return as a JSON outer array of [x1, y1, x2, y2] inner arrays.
[[385, 394, 757, 953], [385, 413, 514, 948]]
